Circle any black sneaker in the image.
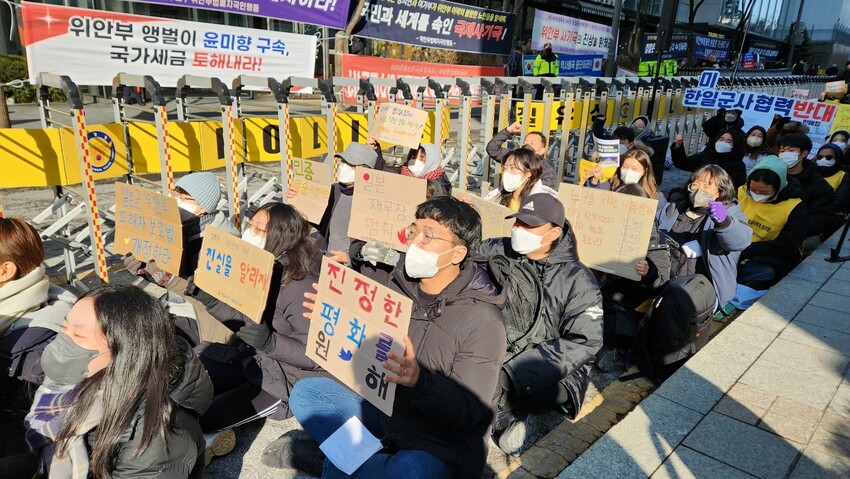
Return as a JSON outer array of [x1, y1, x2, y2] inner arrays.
[[594, 346, 620, 372], [261, 435, 325, 475], [492, 410, 529, 456]]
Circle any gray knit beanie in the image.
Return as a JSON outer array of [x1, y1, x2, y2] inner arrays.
[[175, 172, 221, 214]]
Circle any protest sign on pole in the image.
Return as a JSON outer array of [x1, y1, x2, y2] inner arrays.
[[21, 2, 316, 87], [114, 182, 183, 275], [692, 34, 732, 62], [593, 136, 621, 169], [371, 104, 429, 149], [127, 0, 352, 29], [348, 167, 427, 252], [306, 257, 412, 416], [288, 158, 332, 224], [452, 191, 514, 240], [193, 226, 275, 323], [557, 182, 657, 281]]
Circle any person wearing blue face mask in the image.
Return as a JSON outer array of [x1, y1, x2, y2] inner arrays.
[[671, 130, 748, 188]]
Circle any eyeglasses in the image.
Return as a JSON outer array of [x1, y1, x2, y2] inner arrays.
[[247, 218, 268, 235], [404, 224, 456, 246], [817, 155, 835, 161]]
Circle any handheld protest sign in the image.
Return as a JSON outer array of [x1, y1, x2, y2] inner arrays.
[[306, 257, 412, 416], [791, 89, 810, 100], [557, 183, 657, 281], [578, 158, 617, 186], [593, 136, 621, 169], [114, 182, 183, 276], [453, 191, 515, 240], [348, 167, 427, 252], [371, 104, 429, 149], [288, 158, 333, 224], [193, 226, 274, 323], [825, 80, 848, 95]]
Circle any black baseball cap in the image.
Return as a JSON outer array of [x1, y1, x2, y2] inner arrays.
[[506, 193, 565, 227]]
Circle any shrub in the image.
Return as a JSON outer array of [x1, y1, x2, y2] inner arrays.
[[0, 54, 66, 104]]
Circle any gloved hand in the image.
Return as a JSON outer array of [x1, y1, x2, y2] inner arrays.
[[236, 321, 275, 354], [142, 260, 170, 287], [361, 241, 400, 267], [123, 253, 144, 275], [708, 200, 728, 224]]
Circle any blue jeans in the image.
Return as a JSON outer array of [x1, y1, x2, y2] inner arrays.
[[290, 377, 453, 479]]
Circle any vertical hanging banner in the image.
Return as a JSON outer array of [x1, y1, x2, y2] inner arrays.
[[126, 0, 352, 29], [530, 9, 611, 57], [352, 0, 515, 55], [20, 2, 316, 87]]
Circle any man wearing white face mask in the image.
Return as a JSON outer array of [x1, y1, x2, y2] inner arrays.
[[701, 107, 745, 140], [477, 193, 602, 455], [776, 133, 835, 248]]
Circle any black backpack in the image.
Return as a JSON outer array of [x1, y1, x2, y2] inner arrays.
[[630, 274, 716, 382], [488, 254, 550, 362]]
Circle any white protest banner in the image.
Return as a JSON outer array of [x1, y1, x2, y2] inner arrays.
[[593, 136, 621, 169], [372, 104, 429, 149], [114, 182, 183, 275], [530, 9, 611, 57], [288, 158, 332, 224], [557, 183, 657, 281], [193, 226, 275, 323], [452, 191, 514, 240], [348, 167, 427, 252], [21, 2, 316, 87], [306, 257, 412, 416]]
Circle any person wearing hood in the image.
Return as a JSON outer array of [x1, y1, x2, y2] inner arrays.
[[0, 218, 77, 385], [671, 130, 748, 188], [271, 196, 507, 478], [397, 143, 452, 195], [702, 108, 746, 140], [813, 143, 850, 236], [123, 172, 238, 290], [736, 156, 808, 294], [742, 126, 771, 173], [485, 121, 559, 188], [15, 285, 213, 478], [826, 130, 849, 157], [476, 193, 602, 455], [766, 116, 810, 154], [656, 165, 753, 311], [485, 148, 558, 211], [776, 133, 835, 246], [629, 115, 670, 184]]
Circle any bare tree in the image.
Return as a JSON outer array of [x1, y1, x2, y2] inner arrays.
[[686, 0, 708, 64], [622, 0, 651, 70]]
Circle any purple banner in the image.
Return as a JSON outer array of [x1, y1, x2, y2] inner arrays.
[[129, 0, 351, 29]]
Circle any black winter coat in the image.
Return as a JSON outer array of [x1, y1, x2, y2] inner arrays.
[[485, 128, 560, 188], [478, 223, 603, 418], [701, 111, 746, 140], [671, 132, 748, 188], [788, 160, 836, 238], [741, 182, 808, 278]]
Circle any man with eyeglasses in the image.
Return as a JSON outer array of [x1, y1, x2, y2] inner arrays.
[[274, 196, 508, 478]]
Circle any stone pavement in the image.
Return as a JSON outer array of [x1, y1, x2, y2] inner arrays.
[[558, 229, 850, 479]]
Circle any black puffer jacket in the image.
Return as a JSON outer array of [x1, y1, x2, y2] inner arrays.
[[701, 110, 746, 140], [378, 260, 507, 478], [485, 128, 559, 188], [478, 222, 603, 418], [788, 160, 836, 238], [671, 130, 748, 187]]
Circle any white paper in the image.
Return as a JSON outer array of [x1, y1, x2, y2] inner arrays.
[[319, 416, 382, 475], [682, 240, 703, 259]]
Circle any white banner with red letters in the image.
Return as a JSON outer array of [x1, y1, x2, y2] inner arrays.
[[21, 2, 316, 87]]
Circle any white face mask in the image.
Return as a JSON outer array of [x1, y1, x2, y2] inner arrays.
[[724, 113, 738, 123], [408, 159, 426, 176], [832, 141, 847, 151], [511, 227, 556, 255], [749, 191, 773, 203], [241, 228, 266, 249], [779, 151, 801, 169], [502, 171, 527, 193], [618, 143, 629, 155], [404, 243, 457, 279], [337, 162, 356, 185], [619, 168, 643, 185], [714, 141, 733, 154], [746, 135, 763, 147], [816, 158, 836, 168]]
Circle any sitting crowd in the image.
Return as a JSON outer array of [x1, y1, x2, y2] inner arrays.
[[1, 107, 848, 479]]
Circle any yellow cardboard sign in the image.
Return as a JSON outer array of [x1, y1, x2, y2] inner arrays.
[[830, 104, 850, 135], [577, 159, 617, 186], [288, 158, 332, 224], [113, 182, 183, 275]]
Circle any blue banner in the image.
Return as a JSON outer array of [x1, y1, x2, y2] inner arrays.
[[640, 33, 689, 61], [522, 54, 603, 76], [693, 34, 732, 62]]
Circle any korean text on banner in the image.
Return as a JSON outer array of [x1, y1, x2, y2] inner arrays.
[[306, 257, 412, 416], [829, 104, 850, 135], [521, 54, 603, 77], [114, 182, 183, 276], [372, 104, 428, 149], [452, 191, 514, 240], [640, 33, 689, 60], [557, 183, 657, 281], [530, 9, 611, 57], [349, 167, 427, 252], [193, 226, 275, 323], [289, 158, 332, 224], [21, 2, 316, 87], [352, 0, 515, 55], [594, 136, 620, 169], [825, 81, 848, 94], [692, 34, 732, 62], [127, 0, 351, 29]]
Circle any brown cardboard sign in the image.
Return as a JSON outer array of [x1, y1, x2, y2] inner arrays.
[[113, 182, 183, 275], [289, 158, 332, 224], [453, 191, 515, 240], [371, 104, 429, 149]]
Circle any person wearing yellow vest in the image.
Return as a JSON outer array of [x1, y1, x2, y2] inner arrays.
[[736, 155, 807, 292], [815, 143, 850, 237], [532, 43, 558, 100]]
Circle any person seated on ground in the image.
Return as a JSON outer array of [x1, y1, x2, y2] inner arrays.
[[485, 121, 558, 188], [733, 156, 807, 307], [0, 218, 77, 385], [657, 165, 753, 316], [591, 115, 653, 159], [814, 143, 850, 234], [475, 193, 602, 455], [123, 172, 238, 291], [484, 148, 557, 211], [743, 126, 772, 173], [287, 142, 378, 265], [194, 203, 325, 457], [13, 285, 212, 478], [671, 129, 748, 188], [826, 130, 849, 157], [393, 143, 452, 195], [265, 196, 507, 478], [701, 108, 745, 140], [776, 133, 835, 249], [585, 149, 666, 212], [766, 116, 809, 154], [595, 183, 671, 372], [630, 115, 655, 142]]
